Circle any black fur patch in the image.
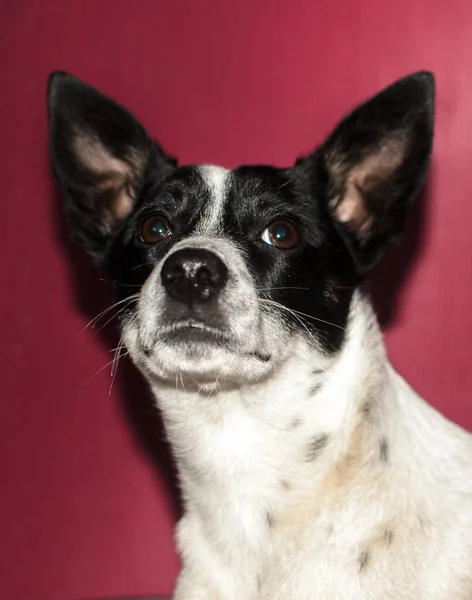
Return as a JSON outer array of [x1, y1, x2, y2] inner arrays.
[[362, 398, 376, 423], [384, 529, 394, 546], [358, 550, 370, 573], [310, 382, 322, 395], [288, 417, 302, 430], [305, 434, 329, 461], [379, 437, 389, 463]]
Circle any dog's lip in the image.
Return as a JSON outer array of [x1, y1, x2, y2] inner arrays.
[[156, 320, 235, 344], [141, 321, 272, 362]]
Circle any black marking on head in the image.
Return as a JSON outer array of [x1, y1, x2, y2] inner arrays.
[[379, 437, 389, 462], [383, 529, 394, 546], [266, 512, 275, 528], [305, 433, 329, 461], [313, 367, 324, 375], [358, 550, 370, 573]]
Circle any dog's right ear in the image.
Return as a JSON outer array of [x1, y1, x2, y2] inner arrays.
[[47, 71, 176, 264]]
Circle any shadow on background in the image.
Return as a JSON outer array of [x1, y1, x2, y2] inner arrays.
[[51, 183, 182, 521], [370, 176, 431, 327], [51, 168, 432, 521]]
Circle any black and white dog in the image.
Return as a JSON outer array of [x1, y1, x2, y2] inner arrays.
[[48, 71, 472, 599]]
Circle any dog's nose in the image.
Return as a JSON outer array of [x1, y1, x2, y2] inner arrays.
[[161, 248, 228, 306]]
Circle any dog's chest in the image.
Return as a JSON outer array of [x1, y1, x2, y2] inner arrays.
[[174, 397, 303, 536], [163, 386, 390, 598]]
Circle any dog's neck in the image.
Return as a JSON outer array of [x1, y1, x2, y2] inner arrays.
[[150, 291, 395, 511]]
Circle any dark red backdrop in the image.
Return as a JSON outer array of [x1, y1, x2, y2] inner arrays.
[[2, 1, 472, 598]]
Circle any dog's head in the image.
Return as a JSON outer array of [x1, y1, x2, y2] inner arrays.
[[48, 72, 434, 386]]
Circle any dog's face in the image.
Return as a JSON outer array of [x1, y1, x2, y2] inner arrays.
[[48, 72, 434, 385], [103, 163, 358, 384]]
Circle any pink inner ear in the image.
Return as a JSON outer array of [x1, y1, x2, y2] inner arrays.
[[331, 139, 406, 238], [73, 132, 131, 180], [335, 180, 373, 235], [72, 132, 136, 223]]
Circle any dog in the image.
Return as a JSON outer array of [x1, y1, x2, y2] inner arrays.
[[47, 70, 472, 599]]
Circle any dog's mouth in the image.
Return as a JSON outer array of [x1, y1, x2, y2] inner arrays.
[[158, 319, 235, 346], [139, 319, 273, 365]]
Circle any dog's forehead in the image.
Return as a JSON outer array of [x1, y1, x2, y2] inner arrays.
[[194, 165, 231, 235], [161, 163, 302, 236]]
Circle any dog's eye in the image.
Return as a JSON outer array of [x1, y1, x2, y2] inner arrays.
[[261, 220, 300, 249], [139, 216, 172, 244]]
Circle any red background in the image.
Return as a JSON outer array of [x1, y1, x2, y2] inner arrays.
[[2, 1, 472, 599]]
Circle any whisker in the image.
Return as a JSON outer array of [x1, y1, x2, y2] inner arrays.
[[256, 286, 310, 292], [99, 278, 142, 288], [132, 261, 155, 272], [78, 348, 130, 392], [206, 377, 219, 399], [277, 178, 295, 190], [179, 372, 187, 393], [94, 298, 139, 335], [78, 294, 140, 336], [261, 299, 319, 347], [109, 337, 125, 395], [259, 298, 345, 331]]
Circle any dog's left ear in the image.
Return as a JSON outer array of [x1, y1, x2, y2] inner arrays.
[[298, 71, 435, 273]]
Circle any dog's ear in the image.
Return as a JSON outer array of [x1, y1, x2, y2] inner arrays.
[[47, 71, 176, 264], [297, 71, 435, 273]]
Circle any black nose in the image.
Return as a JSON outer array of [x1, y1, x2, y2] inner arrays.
[[161, 248, 228, 306]]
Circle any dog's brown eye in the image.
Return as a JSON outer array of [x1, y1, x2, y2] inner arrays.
[[139, 216, 172, 244], [261, 220, 300, 249]]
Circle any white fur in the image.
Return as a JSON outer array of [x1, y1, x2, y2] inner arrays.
[[195, 165, 230, 235]]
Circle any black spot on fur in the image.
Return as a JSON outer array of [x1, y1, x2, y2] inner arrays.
[[310, 382, 322, 395], [362, 398, 375, 422], [288, 416, 302, 430], [280, 479, 291, 491], [313, 367, 324, 375], [251, 352, 272, 362], [266, 512, 275, 528], [305, 434, 329, 461], [358, 550, 370, 573], [379, 437, 389, 462], [384, 529, 394, 546]]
